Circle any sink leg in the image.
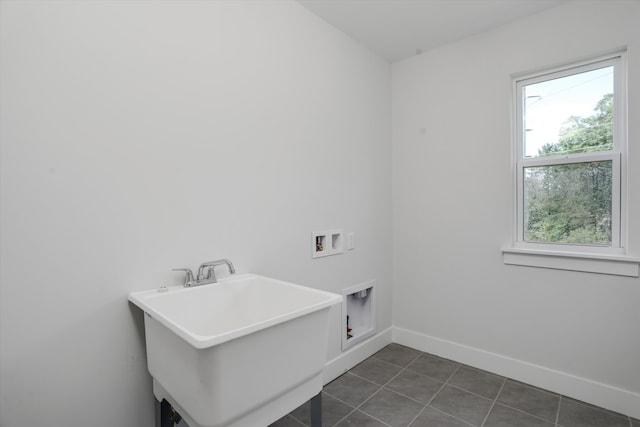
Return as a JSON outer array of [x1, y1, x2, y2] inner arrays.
[[157, 394, 320, 426], [310, 391, 322, 427], [157, 399, 173, 427]]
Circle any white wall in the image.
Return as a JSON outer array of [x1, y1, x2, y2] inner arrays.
[[392, 0, 640, 418], [0, 1, 392, 426], [5, 0, 639, 424]]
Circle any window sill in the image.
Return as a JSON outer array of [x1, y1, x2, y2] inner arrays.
[[502, 247, 640, 277]]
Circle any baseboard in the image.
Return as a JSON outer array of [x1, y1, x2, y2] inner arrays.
[[392, 326, 640, 419], [323, 327, 392, 384]]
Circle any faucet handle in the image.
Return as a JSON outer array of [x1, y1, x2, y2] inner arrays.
[[172, 268, 194, 287], [196, 264, 209, 281]]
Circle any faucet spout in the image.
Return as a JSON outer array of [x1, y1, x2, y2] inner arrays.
[[173, 259, 235, 287], [196, 259, 236, 283], [221, 259, 236, 274]]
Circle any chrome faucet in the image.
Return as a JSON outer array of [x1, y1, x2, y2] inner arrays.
[[173, 259, 235, 287], [197, 259, 236, 282]]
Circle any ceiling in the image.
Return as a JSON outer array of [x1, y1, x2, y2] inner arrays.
[[297, 0, 569, 62]]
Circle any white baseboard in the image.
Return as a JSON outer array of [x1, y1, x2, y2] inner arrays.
[[323, 327, 392, 384], [393, 326, 640, 420]]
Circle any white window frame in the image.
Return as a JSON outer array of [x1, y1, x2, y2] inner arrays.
[[503, 51, 640, 276]]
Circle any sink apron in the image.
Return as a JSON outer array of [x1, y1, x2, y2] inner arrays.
[[145, 308, 330, 427]]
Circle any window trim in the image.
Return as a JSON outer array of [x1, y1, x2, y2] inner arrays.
[[502, 247, 640, 277], [504, 51, 639, 276]]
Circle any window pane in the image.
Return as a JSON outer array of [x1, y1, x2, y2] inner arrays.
[[523, 66, 613, 158], [523, 161, 612, 245]]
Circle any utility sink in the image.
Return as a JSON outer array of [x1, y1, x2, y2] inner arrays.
[[129, 273, 342, 427]]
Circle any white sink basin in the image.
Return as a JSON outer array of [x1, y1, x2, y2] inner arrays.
[[129, 273, 342, 427]]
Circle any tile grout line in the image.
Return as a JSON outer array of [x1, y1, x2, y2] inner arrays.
[[318, 392, 359, 427], [443, 362, 462, 383], [283, 343, 411, 425], [492, 400, 560, 426], [483, 396, 559, 425], [321, 389, 391, 427], [344, 362, 554, 427], [555, 395, 562, 427], [406, 363, 464, 427], [371, 352, 487, 426], [286, 414, 307, 426], [354, 351, 431, 426], [287, 412, 310, 426], [372, 355, 460, 406], [496, 379, 565, 425], [423, 364, 558, 426], [386, 349, 634, 427], [479, 377, 507, 427], [344, 410, 393, 427], [287, 346, 635, 427], [444, 382, 502, 403], [402, 356, 507, 427], [410, 362, 496, 427], [440, 362, 503, 427], [327, 350, 424, 427], [421, 405, 477, 427]]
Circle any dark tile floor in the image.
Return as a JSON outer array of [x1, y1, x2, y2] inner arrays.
[[270, 344, 639, 427]]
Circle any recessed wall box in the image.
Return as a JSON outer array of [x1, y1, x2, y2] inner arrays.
[[342, 280, 376, 350], [312, 231, 328, 258], [312, 229, 343, 258], [329, 230, 343, 255]]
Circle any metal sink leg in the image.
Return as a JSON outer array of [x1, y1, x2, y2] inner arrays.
[[310, 391, 322, 427]]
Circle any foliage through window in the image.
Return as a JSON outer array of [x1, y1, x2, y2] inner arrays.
[[515, 53, 626, 251]]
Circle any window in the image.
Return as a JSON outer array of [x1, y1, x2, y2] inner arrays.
[[504, 52, 639, 276]]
